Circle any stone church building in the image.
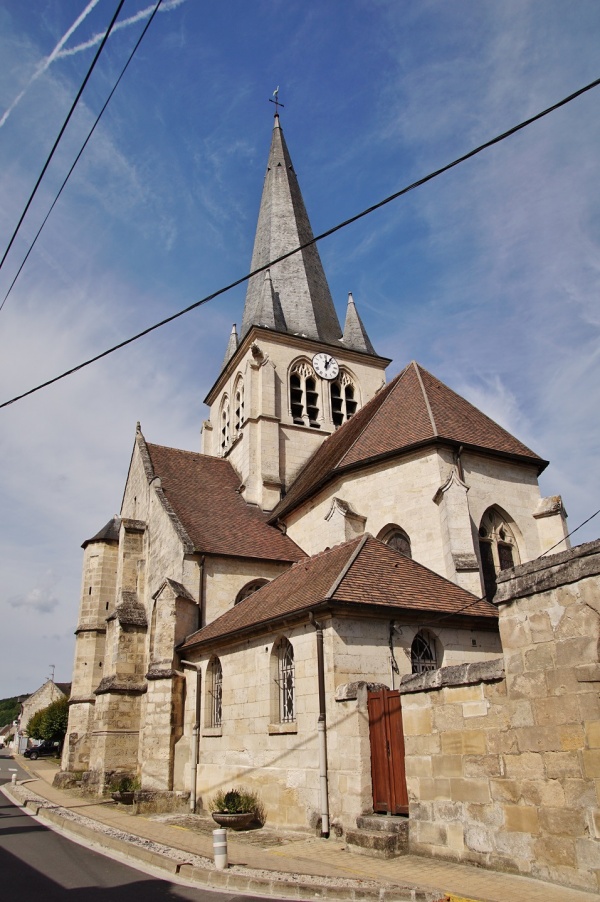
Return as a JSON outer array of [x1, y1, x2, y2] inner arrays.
[[62, 115, 569, 835]]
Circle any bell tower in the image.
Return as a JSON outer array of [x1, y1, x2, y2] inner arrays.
[[202, 115, 390, 509]]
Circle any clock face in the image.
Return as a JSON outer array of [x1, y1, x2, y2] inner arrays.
[[312, 352, 339, 380]]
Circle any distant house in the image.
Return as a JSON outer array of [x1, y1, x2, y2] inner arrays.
[[17, 680, 71, 753]]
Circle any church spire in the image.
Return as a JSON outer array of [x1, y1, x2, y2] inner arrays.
[[240, 115, 342, 344], [342, 292, 376, 354], [222, 323, 238, 368]]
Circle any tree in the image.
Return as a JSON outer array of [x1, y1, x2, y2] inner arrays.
[[26, 697, 69, 746]]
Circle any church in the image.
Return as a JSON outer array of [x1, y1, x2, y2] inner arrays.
[[62, 114, 569, 834]]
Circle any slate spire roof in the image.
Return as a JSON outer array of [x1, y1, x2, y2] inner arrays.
[[240, 115, 343, 345], [270, 360, 546, 522], [180, 534, 497, 650]]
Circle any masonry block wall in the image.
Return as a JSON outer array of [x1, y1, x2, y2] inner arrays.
[[400, 540, 600, 893]]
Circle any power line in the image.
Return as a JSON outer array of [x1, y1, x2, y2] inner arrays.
[[1, 75, 599, 411], [415, 507, 600, 630], [0, 0, 164, 313], [0, 0, 127, 276]]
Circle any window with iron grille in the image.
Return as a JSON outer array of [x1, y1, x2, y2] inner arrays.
[[411, 631, 438, 675], [278, 639, 295, 723], [209, 657, 222, 727]]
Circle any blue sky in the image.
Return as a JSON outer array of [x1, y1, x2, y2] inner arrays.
[[0, 0, 598, 699]]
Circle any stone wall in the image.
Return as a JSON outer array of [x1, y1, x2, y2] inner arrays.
[[400, 540, 600, 893]]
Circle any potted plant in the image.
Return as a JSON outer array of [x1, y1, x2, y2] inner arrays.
[[110, 775, 139, 805], [209, 787, 264, 830]]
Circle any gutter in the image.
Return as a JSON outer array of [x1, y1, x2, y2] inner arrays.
[[180, 660, 201, 813], [308, 612, 329, 838]]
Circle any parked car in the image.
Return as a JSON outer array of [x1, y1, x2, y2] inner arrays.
[[23, 740, 60, 760]]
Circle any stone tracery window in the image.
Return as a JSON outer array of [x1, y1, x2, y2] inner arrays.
[[290, 362, 320, 428], [378, 525, 412, 559], [207, 656, 223, 728], [234, 579, 269, 605], [478, 507, 520, 601], [331, 371, 358, 427], [411, 630, 438, 674]]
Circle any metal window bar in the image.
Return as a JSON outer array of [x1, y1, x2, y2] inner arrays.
[[411, 633, 437, 675], [278, 642, 295, 723], [211, 661, 222, 727]]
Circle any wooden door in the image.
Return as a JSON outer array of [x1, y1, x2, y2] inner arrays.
[[367, 688, 408, 815]]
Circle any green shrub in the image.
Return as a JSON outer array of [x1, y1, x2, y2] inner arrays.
[[210, 786, 266, 824]]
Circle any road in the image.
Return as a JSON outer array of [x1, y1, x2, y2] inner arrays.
[[0, 749, 266, 902]]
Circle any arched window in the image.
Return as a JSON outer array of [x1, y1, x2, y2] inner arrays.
[[235, 579, 269, 605], [290, 362, 320, 428], [331, 372, 358, 427], [411, 630, 438, 675], [378, 525, 412, 559], [206, 657, 223, 727], [478, 507, 520, 600], [234, 379, 244, 435], [272, 637, 295, 723], [220, 397, 230, 454]]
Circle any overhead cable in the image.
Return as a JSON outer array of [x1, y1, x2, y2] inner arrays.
[[0, 0, 127, 276], [1, 75, 599, 410], [0, 0, 164, 313]]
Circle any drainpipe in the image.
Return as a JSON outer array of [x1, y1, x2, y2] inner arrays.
[[308, 613, 330, 838], [181, 660, 201, 813]]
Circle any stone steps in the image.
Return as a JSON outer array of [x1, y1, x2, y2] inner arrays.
[[345, 814, 409, 859]]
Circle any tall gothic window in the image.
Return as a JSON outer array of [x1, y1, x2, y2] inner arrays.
[[207, 657, 223, 728], [411, 630, 438, 674], [478, 507, 520, 601], [234, 379, 244, 435], [331, 373, 358, 427], [378, 525, 412, 559], [290, 362, 320, 427], [220, 397, 230, 453], [274, 638, 295, 723]]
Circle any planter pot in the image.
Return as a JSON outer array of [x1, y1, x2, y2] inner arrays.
[[211, 811, 254, 830], [112, 791, 135, 805]]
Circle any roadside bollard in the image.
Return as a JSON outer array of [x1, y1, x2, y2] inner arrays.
[[11, 774, 16, 784], [212, 827, 228, 869]]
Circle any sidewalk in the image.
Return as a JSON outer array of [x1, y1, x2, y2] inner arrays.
[[3, 755, 599, 902]]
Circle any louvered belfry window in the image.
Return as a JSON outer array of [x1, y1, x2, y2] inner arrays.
[[290, 363, 320, 428], [278, 639, 295, 723]]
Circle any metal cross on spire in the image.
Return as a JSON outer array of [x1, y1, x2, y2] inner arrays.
[[269, 86, 284, 115]]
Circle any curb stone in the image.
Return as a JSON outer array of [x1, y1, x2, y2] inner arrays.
[[2, 783, 443, 902]]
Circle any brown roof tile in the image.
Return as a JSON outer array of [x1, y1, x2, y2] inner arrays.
[[180, 534, 496, 649], [271, 361, 545, 521], [145, 442, 303, 562]]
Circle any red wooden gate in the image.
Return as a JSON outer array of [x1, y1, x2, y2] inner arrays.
[[367, 688, 409, 815]]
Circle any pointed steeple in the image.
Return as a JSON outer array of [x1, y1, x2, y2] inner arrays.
[[342, 292, 376, 354], [222, 323, 238, 368], [241, 115, 342, 344], [254, 269, 287, 331]]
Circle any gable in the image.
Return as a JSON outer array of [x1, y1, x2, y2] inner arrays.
[[271, 361, 546, 522]]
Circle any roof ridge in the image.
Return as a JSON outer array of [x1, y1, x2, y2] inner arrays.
[[412, 360, 438, 437], [324, 534, 368, 598]]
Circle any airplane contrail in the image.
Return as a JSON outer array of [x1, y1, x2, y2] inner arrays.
[[0, 0, 188, 129], [56, 0, 188, 59], [0, 0, 103, 129]]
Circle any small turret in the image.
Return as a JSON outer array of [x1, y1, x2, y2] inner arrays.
[[342, 292, 376, 355]]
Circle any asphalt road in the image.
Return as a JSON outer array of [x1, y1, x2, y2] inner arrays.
[[0, 749, 266, 902]]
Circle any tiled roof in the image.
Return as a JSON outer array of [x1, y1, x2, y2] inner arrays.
[[180, 534, 497, 649], [145, 442, 304, 562], [82, 516, 120, 549], [271, 361, 545, 521]]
